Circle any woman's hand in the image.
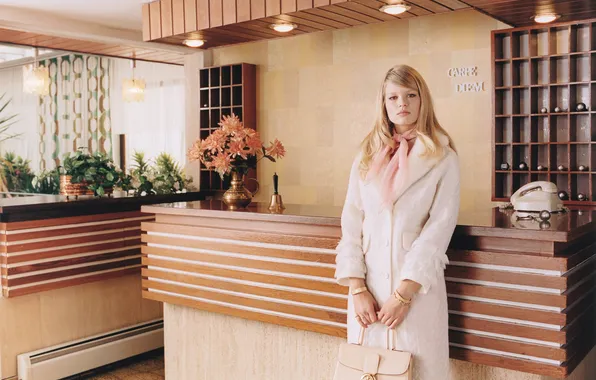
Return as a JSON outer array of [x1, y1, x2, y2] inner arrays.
[[353, 291, 379, 328], [377, 280, 420, 328], [377, 296, 410, 329]]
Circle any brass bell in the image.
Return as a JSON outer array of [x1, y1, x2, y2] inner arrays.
[[268, 193, 285, 213]]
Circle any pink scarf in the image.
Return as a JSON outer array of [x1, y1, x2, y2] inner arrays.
[[366, 128, 418, 207]]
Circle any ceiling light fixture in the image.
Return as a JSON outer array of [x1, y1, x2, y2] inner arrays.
[[122, 58, 146, 103], [184, 39, 205, 48], [269, 23, 297, 33], [22, 48, 50, 97], [532, 13, 560, 24], [379, 2, 411, 15]]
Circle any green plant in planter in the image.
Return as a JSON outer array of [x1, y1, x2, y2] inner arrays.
[[153, 152, 192, 195], [32, 168, 60, 194], [1, 152, 34, 193], [130, 151, 155, 196], [62, 148, 121, 196]]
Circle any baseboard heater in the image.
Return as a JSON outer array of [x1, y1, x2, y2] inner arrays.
[[17, 319, 164, 380]]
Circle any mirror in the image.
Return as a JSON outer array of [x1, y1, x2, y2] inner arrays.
[[0, 42, 191, 196]]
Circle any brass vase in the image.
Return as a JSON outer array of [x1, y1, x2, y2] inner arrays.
[[223, 170, 256, 209]]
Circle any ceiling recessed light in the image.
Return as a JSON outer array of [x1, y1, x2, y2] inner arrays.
[[184, 39, 205, 48], [533, 14, 560, 24], [269, 23, 297, 33], [379, 2, 411, 15]]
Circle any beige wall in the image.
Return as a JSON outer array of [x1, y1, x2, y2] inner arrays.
[[0, 275, 162, 379], [186, 9, 509, 213], [175, 10, 596, 380], [165, 304, 596, 380]]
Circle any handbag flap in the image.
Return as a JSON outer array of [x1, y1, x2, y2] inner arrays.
[[337, 343, 412, 375]]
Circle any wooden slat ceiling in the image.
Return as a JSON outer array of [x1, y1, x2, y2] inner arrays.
[[143, 0, 470, 49], [0, 27, 188, 65], [463, 0, 596, 27]]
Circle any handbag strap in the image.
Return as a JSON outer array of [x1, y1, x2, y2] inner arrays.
[[357, 326, 398, 351]]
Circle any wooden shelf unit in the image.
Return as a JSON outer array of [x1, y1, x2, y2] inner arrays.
[[492, 21, 596, 205], [198, 63, 257, 193]]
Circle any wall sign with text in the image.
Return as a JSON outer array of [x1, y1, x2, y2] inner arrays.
[[448, 66, 485, 93]]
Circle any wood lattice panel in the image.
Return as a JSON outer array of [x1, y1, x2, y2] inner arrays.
[[0, 211, 153, 297], [142, 0, 470, 49], [0, 27, 187, 65], [464, 0, 596, 28]]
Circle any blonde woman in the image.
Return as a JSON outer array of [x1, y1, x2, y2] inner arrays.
[[335, 65, 459, 380]]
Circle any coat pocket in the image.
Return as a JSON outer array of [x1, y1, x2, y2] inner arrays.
[[402, 231, 421, 251]]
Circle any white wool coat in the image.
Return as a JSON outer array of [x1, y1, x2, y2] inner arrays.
[[335, 134, 460, 380]]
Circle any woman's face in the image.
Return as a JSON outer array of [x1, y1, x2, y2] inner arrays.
[[384, 82, 421, 131]]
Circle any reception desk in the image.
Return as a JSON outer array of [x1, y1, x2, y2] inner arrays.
[[141, 201, 596, 380], [0, 192, 206, 379]]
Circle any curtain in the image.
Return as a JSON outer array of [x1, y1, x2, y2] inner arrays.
[[110, 59, 185, 167], [0, 66, 38, 162], [38, 54, 112, 170]]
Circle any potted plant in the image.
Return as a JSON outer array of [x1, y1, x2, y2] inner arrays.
[[153, 152, 193, 195], [129, 151, 155, 196], [32, 168, 60, 195], [187, 113, 285, 209], [0, 152, 35, 193], [60, 148, 121, 197]]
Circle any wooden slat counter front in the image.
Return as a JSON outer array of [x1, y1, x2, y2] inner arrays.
[[141, 201, 596, 379]]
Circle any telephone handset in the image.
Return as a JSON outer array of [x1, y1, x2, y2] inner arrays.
[[511, 181, 564, 213]]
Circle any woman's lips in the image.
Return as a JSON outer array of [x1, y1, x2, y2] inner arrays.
[[398, 111, 410, 116]]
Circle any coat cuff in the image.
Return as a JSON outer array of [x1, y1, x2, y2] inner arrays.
[[334, 258, 366, 286], [398, 246, 449, 294]]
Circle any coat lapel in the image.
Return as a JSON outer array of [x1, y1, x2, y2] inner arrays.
[[389, 133, 450, 205]]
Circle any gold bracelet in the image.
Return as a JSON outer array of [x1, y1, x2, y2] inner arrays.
[[393, 289, 412, 305], [351, 287, 368, 296]]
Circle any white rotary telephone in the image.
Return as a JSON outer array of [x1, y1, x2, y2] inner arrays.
[[510, 181, 564, 213]]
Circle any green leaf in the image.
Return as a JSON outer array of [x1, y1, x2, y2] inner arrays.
[[96, 186, 105, 196], [106, 172, 114, 181]]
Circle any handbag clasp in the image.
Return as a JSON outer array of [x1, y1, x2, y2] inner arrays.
[[360, 374, 376, 380]]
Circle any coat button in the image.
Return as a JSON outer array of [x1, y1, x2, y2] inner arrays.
[[385, 273, 390, 280]]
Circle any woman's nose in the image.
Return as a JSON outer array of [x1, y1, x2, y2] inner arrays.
[[397, 97, 407, 107]]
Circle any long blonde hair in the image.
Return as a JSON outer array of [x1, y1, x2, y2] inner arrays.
[[359, 65, 456, 175]]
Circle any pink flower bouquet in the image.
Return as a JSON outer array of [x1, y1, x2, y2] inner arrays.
[[187, 114, 286, 178]]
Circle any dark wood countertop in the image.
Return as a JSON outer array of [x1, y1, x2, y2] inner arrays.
[[0, 191, 210, 222], [142, 200, 596, 243]]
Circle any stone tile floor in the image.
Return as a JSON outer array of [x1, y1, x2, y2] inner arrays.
[[63, 349, 165, 380]]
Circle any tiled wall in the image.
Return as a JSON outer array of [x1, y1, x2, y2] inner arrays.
[[195, 10, 508, 211]]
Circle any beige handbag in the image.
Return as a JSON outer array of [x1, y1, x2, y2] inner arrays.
[[333, 327, 412, 380]]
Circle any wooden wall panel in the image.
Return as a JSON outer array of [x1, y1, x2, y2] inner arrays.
[[184, 0, 198, 32], [281, 0, 297, 14], [172, 0, 186, 35], [150, 1, 163, 40], [208, 0, 223, 27], [223, 0, 238, 25], [266, 0, 282, 16], [197, 0, 211, 29], [161, 0, 174, 37], [296, 0, 313, 11], [237, 0, 252, 22], [142, 4, 151, 41], [1, 212, 153, 297]]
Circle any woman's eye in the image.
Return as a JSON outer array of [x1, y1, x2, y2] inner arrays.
[[408, 93, 417, 98], [388, 96, 397, 101]]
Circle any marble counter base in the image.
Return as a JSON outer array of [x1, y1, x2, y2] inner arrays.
[[163, 303, 596, 380]]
